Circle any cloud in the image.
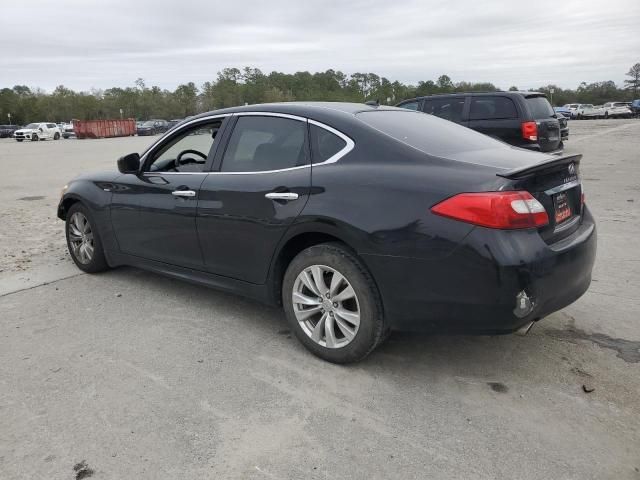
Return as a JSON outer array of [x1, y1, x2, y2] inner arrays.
[[1, 0, 638, 91]]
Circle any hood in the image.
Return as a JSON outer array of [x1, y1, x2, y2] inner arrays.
[[15, 128, 36, 133], [69, 170, 122, 184]]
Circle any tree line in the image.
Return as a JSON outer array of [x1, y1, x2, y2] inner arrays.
[[1, 63, 638, 125]]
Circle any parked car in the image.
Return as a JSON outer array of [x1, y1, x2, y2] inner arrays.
[[631, 99, 640, 117], [61, 122, 75, 139], [575, 104, 599, 119], [136, 119, 169, 136], [562, 104, 580, 119], [13, 122, 62, 142], [601, 102, 633, 118], [556, 113, 569, 143], [397, 91, 564, 152], [0, 124, 21, 138], [57, 102, 596, 363], [167, 119, 184, 130], [554, 106, 572, 119]]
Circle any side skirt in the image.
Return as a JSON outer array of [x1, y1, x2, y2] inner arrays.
[[105, 250, 277, 306]]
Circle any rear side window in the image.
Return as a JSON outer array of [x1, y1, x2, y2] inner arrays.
[[47, 123, 57, 128], [423, 97, 465, 123], [398, 101, 420, 111], [309, 124, 347, 163], [221, 116, 308, 172], [357, 110, 504, 157], [469, 97, 518, 120], [526, 96, 554, 118]]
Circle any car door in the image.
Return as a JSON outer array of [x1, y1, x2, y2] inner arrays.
[[197, 113, 311, 284], [110, 116, 229, 269]]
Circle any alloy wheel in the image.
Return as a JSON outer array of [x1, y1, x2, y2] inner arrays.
[[68, 212, 94, 264], [292, 265, 360, 348]]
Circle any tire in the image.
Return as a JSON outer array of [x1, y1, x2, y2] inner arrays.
[[31, 134, 38, 141], [65, 203, 109, 273], [16, 139, 23, 142], [604, 112, 609, 119], [54, 132, 60, 140], [282, 242, 385, 363]]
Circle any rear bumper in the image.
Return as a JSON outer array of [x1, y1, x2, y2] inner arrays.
[[362, 208, 597, 334]]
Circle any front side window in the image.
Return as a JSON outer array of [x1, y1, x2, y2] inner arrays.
[[309, 124, 347, 163], [423, 97, 466, 123], [221, 116, 308, 172], [146, 120, 222, 173], [47, 123, 57, 128], [470, 97, 518, 120]]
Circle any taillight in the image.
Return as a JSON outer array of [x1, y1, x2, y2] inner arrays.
[[431, 191, 549, 229], [521, 121, 538, 141]]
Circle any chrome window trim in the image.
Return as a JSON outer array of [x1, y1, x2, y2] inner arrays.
[[140, 112, 355, 176], [234, 111, 308, 122], [139, 113, 232, 168]]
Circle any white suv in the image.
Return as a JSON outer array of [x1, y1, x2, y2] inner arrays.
[[602, 102, 632, 119], [14, 122, 62, 142]]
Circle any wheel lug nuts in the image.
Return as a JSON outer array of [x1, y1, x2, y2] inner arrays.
[[329, 312, 334, 316], [326, 293, 330, 298], [333, 302, 338, 308]]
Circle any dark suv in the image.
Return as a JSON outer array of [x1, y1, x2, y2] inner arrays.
[[397, 92, 566, 152]]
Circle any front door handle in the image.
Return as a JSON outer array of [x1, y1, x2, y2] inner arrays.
[[172, 190, 196, 198], [265, 192, 299, 201]]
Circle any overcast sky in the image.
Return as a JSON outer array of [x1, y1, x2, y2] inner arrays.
[[2, 0, 639, 92]]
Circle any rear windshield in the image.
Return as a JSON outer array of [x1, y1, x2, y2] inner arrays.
[[526, 96, 554, 118], [356, 110, 504, 157]]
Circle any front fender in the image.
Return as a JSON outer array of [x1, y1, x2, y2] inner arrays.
[[57, 178, 118, 253]]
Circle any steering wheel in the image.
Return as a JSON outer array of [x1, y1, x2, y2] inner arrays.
[[175, 149, 207, 168]]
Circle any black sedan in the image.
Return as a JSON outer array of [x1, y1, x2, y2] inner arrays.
[[136, 119, 169, 136], [57, 103, 596, 363]]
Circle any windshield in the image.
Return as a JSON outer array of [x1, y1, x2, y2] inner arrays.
[[526, 96, 554, 118], [142, 121, 156, 126], [612, 102, 627, 107], [582, 104, 594, 108], [356, 110, 505, 157], [25, 123, 39, 129]]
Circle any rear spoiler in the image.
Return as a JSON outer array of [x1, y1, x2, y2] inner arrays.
[[497, 154, 582, 179]]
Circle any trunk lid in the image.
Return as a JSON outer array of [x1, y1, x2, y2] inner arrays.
[[498, 154, 584, 243]]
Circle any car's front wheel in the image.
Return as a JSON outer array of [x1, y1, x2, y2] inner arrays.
[[282, 243, 386, 363], [54, 132, 60, 140], [65, 203, 109, 273], [31, 134, 38, 141]]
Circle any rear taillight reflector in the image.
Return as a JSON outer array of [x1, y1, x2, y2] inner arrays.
[[521, 121, 538, 141], [431, 191, 549, 229]]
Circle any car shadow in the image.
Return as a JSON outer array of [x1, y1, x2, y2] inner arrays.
[[101, 266, 575, 380]]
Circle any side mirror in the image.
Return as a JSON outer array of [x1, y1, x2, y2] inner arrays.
[[117, 153, 140, 174], [39, 127, 43, 132]]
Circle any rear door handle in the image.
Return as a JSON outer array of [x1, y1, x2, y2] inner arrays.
[[265, 192, 299, 201], [172, 190, 196, 198]]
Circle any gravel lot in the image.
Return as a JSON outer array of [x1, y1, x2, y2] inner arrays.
[[1, 119, 639, 479]]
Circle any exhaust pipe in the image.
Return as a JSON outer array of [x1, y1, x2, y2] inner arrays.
[[515, 321, 535, 336]]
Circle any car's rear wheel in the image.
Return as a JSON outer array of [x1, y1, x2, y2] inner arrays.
[[282, 243, 386, 363], [65, 203, 109, 273]]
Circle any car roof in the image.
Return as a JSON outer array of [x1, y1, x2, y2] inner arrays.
[[397, 91, 547, 104], [187, 102, 401, 123]]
